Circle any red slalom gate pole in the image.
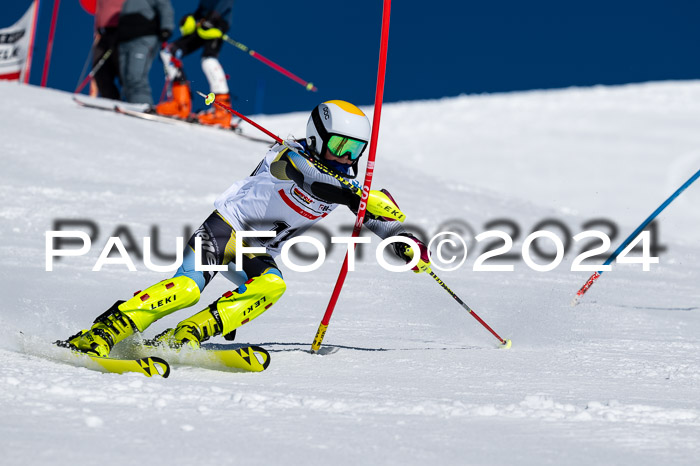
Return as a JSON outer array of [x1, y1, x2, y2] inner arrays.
[[310, 0, 392, 353], [23, 0, 41, 84], [41, 0, 61, 87]]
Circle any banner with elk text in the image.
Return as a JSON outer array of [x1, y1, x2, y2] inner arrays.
[[0, 1, 39, 82]]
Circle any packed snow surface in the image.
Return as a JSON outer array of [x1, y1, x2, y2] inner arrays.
[[1, 81, 699, 465]]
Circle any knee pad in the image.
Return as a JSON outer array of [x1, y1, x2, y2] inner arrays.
[[118, 275, 201, 331], [215, 272, 286, 334]]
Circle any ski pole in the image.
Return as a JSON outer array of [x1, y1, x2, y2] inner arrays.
[[158, 79, 169, 104], [222, 35, 317, 92], [197, 92, 368, 197], [572, 167, 700, 305], [310, 0, 391, 353], [75, 35, 99, 93], [429, 270, 512, 348], [74, 48, 113, 94], [197, 91, 281, 142]]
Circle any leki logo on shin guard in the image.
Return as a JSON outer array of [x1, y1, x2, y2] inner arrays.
[[243, 296, 267, 316], [150, 294, 176, 309]]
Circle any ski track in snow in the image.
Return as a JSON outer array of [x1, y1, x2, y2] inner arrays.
[[1, 82, 700, 465]]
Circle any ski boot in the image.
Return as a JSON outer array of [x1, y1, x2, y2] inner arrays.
[[150, 305, 224, 350], [156, 47, 191, 119], [61, 301, 137, 357], [151, 272, 286, 349], [155, 81, 192, 119], [197, 93, 233, 129], [60, 276, 201, 357]]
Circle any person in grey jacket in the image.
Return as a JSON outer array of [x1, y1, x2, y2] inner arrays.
[[117, 0, 174, 104]]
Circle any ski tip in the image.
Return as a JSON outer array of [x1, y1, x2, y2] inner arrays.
[[500, 339, 512, 349], [249, 345, 271, 371], [149, 356, 171, 378]]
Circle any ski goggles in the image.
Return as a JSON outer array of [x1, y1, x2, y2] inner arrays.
[[326, 135, 367, 161]]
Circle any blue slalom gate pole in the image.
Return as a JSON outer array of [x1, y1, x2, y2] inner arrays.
[[573, 168, 700, 305]]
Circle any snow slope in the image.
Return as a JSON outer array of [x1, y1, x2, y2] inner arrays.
[[1, 81, 699, 465]]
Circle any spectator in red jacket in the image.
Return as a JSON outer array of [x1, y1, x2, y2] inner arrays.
[[92, 0, 127, 99]]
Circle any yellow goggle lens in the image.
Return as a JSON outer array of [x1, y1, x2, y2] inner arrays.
[[327, 135, 366, 160]]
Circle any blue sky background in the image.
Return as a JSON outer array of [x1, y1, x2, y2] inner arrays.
[[5, 0, 700, 115]]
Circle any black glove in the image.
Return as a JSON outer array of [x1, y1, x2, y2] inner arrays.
[[203, 11, 229, 34], [394, 233, 431, 273], [159, 29, 172, 42], [196, 18, 226, 40]]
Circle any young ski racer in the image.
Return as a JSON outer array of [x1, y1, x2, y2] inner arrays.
[[60, 101, 431, 357], [155, 0, 235, 128]]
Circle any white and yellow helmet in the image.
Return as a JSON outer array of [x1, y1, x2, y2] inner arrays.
[[306, 100, 371, 177]]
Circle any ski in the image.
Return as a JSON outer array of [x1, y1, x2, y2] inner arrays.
[[115, 105, 198, 127], [73, 95, 113, 111], [73, 95, 271, 143], [130, 342, 271, 373], [17, 334, 171, 378], [72, 94, 148, 113], [60, 349, 171, 378], [18, 332, 170, 378], [115, 106, 274, 144]]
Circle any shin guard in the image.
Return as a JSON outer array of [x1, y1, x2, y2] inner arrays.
[[119, 275, 201, 332], [216, 273, 286, 335], [167, 273, 286, 348]]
